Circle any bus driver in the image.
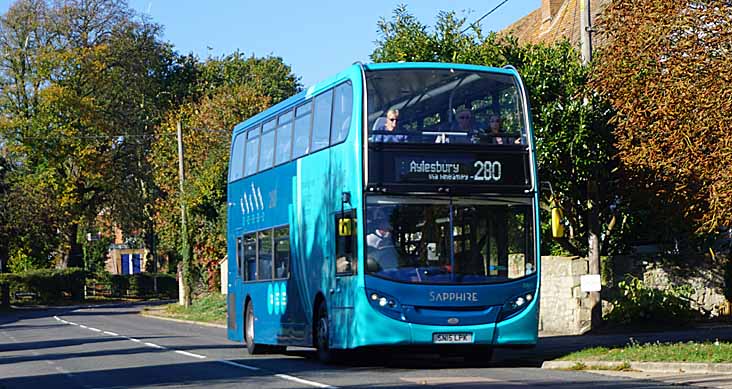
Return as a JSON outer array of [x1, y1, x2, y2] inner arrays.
[[366, 217, 399, 271]]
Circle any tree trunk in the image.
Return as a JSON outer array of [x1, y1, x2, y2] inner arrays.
[[60, 223, 84, 269]]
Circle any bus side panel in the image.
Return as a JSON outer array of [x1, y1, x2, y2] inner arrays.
[[328, 71, 364, 350], [227, 165, 312, 346], [292, 153, 333, 346]]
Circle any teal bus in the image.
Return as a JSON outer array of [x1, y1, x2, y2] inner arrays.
[[226, 62, 539, 362]]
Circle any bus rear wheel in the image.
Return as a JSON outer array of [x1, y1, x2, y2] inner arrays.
[[245, 302, 265, 355], [244, 301, 286, 355]]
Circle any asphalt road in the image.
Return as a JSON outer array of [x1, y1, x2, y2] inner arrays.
[[0, 303, 687, 388]]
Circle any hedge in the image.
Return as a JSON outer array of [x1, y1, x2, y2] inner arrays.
[[0, 268, 85, 303], [88, 273, 177, 299]]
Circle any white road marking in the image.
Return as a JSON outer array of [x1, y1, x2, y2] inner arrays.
[[216, 359, 260, 371], [144, 342, 166, 350], [175, 350, 207, 359], [53, 315, 337, 388], [275, 374, 338, 389]]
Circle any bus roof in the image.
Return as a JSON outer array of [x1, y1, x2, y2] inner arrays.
[[231, 62, 520, 135]]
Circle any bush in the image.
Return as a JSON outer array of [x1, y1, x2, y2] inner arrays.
[[606, 275, 696, 327], [0, 268, 86, 303], [90, 272, 177, 299]]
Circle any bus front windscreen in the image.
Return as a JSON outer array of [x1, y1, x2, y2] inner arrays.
[[365, 196, 535, 284], [366, 68, 526, 145]]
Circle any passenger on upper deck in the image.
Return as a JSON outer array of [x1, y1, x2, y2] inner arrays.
[[370, 109, 407, 143], [453, 109, 486, 144], [488, 115, 520, 145]]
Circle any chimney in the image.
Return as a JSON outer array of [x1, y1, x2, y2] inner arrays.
[[542, 0, 564, 23]]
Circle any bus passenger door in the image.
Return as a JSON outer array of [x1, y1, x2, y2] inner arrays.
[[331, 209, 357, 349]]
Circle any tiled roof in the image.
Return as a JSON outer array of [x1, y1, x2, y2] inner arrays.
[[502, 0, 611, 46]]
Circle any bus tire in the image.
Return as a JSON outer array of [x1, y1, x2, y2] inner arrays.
[[315, 303, 335, 363], [245, 301, 265, 355]]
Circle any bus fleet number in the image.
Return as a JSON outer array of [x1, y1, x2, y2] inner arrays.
[[473, 161, 502, 182]]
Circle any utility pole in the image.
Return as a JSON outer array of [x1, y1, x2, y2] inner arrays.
[[177, 122, 192, 307], [580, 0, 601, 331], [580, 0, 593, 65]]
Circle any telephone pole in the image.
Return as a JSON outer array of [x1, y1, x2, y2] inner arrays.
[[580, 0, 601, 331]]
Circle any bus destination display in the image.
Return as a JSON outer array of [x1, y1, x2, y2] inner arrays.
[[391, 153, 529, 187]]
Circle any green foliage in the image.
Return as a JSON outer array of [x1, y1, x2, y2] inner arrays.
[[83, 236, 113, 275], [0, 0, 187, 269], [561, 340, 732, 363], [606, 276, 695, 327], [91, 272, 177, 298], [724, 257, 732, 302], [150, 55, 299, 299], [0, 268, 85, 303]]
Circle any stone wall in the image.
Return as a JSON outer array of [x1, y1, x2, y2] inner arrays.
[[539, 256, 593, 335], [609, 255, 728, 316], [539, 254, 730, 335]]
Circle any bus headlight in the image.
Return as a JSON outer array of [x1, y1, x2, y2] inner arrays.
[[366, 289, 402, 320], [499, 292, 534, 321]]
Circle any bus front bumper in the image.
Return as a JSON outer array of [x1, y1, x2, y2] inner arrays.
[[346, 297, 538, 349]]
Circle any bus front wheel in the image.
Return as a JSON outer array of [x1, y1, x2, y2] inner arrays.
[[315, 303, 335, 363]]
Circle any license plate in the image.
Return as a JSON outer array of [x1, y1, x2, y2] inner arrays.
[[432, 332, 473, 344]]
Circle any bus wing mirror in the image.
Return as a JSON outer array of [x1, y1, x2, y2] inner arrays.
[[551, 198, 565, 238]]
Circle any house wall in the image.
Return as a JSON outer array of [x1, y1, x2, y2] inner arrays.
[[220, 257, 228, 294], [106, 248, 149, 275]]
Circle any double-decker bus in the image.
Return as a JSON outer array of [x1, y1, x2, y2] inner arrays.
[[226, 62, 539, 362]]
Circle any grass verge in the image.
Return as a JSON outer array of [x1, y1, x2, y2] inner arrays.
[[559, 339, 732, 363], [143, 293, 226, 325]]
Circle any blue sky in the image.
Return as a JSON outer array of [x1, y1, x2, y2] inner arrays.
[[1, 0, 541, 87]]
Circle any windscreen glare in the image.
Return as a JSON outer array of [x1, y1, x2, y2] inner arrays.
[[366, 68, 526, 145], [365, 196, 535, 284]]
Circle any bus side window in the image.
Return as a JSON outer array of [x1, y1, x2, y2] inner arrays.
[[258, 230, 273, 280], [275, 110, 293, 165], [229, 132, 245, 182], [335, 210, 357, 275], [274, 226, 290, 279], [243, 233, 257, 281], [292, 102, 312, 159], [236, 236, 243, 280], [311, 89, 333, 152], [244, 125, 261, 177], [258, 118, 276, 171], [331, 82, 353, 144]]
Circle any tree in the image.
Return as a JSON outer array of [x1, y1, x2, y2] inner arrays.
[[0, 0, 184, 269], [371, 6, 619, 257], [592, 0, 732, 241]]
